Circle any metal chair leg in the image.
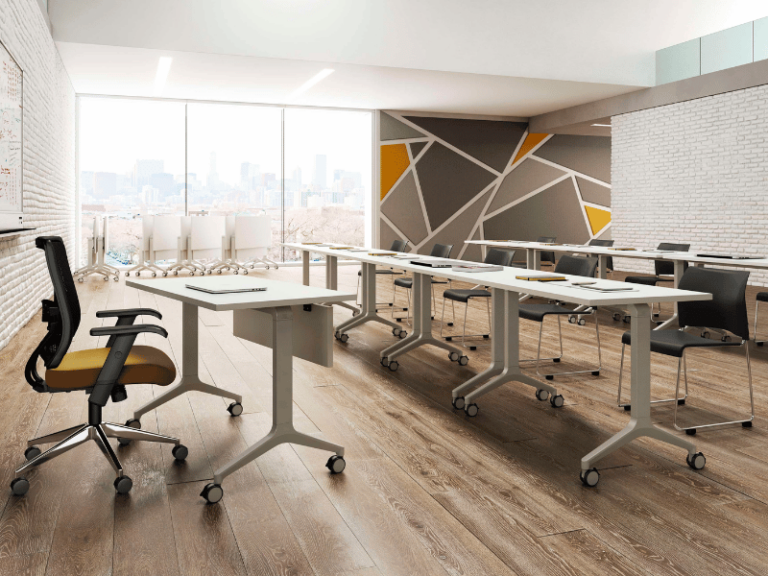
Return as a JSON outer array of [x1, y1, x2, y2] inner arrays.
[[94, 425, 125, 476], [16, 426, 91, 475]]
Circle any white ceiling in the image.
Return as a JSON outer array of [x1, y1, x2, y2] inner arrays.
[[49, 0, 768, 116]]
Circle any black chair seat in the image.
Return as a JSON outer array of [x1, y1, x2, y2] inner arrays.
[[443, 289, 491, 303], [757, 292, 768, 302], [509, 262, 527, 269], [625, 275, 662, 286], [394, 277, 413, 289], [518, 303, 575, 322], [358, 269, 400, 276], [621, 329, 741, 358]]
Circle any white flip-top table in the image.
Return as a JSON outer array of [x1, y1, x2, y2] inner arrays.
[[127, 276, 356, 502], [284, 242, 712, 485]]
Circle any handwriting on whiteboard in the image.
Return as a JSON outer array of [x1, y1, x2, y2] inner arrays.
[[0, 40, 22, 213]]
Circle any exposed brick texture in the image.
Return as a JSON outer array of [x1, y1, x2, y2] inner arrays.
[[0, 0, 76, 351]]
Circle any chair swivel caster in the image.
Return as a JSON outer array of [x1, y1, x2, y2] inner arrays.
[[550, 394, 564, 408], [201, 483, 224, 504], [613, 313, 622, 321], [227, 402, 243, 417], [465, 403, 479, 417], [172, 444, 189, 461], [114, 476, 133, 494], [686, 452, 706, 470], [580, 468, 600, 487], [11, 477, 30, 496], [326, 455, 346, 474], [24, 446, 41, 461], [125, 418, 141, 429], [535, 389, 549, 402], [685, 429, 696, 436], [452, 396, 466, 410]]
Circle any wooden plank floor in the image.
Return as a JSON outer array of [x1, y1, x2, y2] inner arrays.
[[2, 264, 768, 575]]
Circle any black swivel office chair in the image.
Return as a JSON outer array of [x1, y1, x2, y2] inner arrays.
[[439, 248, 514, 349], [623, 242, 690, 321], [393, 243, 453, 324], [356, 239, 409, 309], [11, 237, 188, 497], [518, 255, 601, 383], [617, 267, 753, 435]]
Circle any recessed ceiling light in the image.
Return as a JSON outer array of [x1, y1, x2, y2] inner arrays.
[[153, 57, 173, 96], [591, 123, 611, 127], [288, 68, 335, 100]]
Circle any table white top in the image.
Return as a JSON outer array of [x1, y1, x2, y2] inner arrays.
[[283, 242, 710, 308], [466, 239, 768, 270], [127, 275, 356, 312]]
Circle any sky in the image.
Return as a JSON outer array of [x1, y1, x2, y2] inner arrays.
[[78, 97, 372, 188]]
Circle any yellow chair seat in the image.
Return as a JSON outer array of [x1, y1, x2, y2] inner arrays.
[[45, 346, 176, 390]]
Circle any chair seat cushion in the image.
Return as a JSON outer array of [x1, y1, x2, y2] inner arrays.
[[519, 303, 576, 322], [757, 292, 768, 302], [624, 275, 661, 286], [509, 262, 527, 269], [444, 289, 491, 303], [621, 330, 741, 358], [45, 345, 177, 389], [394, 277, 413, 289]]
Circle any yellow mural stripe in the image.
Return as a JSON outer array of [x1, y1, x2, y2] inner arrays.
[[380, 144, 411, 200], [585, 206, 611, 235], [512, 133, 549, 165]]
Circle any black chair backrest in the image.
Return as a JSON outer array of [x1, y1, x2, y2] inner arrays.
[[678, 267, 750, 340], [554, 255, 598, 278], [655, 242, 689, 276], [484, 248, 514, 267], [390, 239, 409, 252], [588, 238, 614, 271], [35, 236, 81, 368], [537, 236, 556, 265], [430, 243, 453, 258]]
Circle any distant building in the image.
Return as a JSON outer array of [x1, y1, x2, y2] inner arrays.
[[134, 159, 164, 193], [313, 154, 327, 189], [292, 166, 302, 188], [93, 172, 117, 198]]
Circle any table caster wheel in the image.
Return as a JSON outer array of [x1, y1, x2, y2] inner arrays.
[[162, 271, 168, 277], [217, 270, 222, 275], [189, 272, 195, 276], [113, 276, 119, 282], [388, 361, 399, 372], [685, 429, 696, 436], [686, 452, 706, 470], [77, 277, 84, 283], [550, 394, 564, 408], [381, 357, 390, 367], [243, 269, 249, 275], [24, 446, 41, 461], [392, 327, 400, 337], [326, 455, 346, 474], [592, 370, 600, 376], [172, 444, 189, 461], [352, 309, 361, 316], [339, 333, 349, 343], [623, 316, 631, 323], [613, 313, 622, 321], [578, 318, 586, 326], [114, 476, 133, 494], [448, 351, 459, 362], [399, 330, 407, 339], [201, 483, 224, 504], [11, 477, 29, 496], [125, 418, 141, 429], [535, 389, 549, 402], [233, 270, 238, 275], [465, 403, 479, 417], [227, 402, 243, 417], [125, 271, 131, 277], [458, 355, 469, 366], [568, 316, 577, 324], [103, 276, 109, 282], [173, 271, 178, 276], [545, 375, 554, 381], [452, 396, 466, 410], [580, 468, 600, 487]]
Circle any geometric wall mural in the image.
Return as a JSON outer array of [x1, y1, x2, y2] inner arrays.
[[379, 111, 612, 261]]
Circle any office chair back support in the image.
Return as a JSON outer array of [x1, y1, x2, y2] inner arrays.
[[485, 248, 514, 267], [430, 243, 453, 258], [390, 239, 408, 252], [588, 239, 614, 271], [655, 242, 690, 276], [554, 255, 598, 278], [678, 267, 750, 340], [536, 236, 557, 265]]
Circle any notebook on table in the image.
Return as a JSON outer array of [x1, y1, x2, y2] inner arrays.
[[411, 259, 466, 268], [186, 282, 267, 295], [696, 254, 765, 260]]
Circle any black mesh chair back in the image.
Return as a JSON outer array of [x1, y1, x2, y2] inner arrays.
[[537, 236, 557, 265], [678, 267, 750, 340], [484, 248, 514, 267], [554, 255, 598, 278], [430, 243, 453, 258], [588, 238, 614, 271], [655, 242, 690, 276], [390, 239, 409, 252]]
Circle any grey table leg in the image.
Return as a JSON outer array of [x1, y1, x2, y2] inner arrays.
[[302, 250, 310, 286], [335, 262, 400, 337], [654, 260, 685, 330]]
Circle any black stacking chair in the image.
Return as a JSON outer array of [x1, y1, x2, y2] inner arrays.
[[356, 239, 409, 309], [624, 242, 690, 321], [507, 236, 557, 268], [11, 236, 188, 497], [439, 249, 514, 349], [617, 267, 753, 434], [393, 243, 453, 324], [518, 255, 601, 381], [588, 238, 614, 273]]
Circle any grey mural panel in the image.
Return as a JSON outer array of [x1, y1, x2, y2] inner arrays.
[[487, 159, 566, 214], [404, 116, 526, 172], [409, 141, 428, 158], [417, 190, 491, 257], [576, 176, 611, 207], [380, 171, 429, 245], [534, 135, 611, 183], [462, 228, 483, 263], [595, 227, 612, 240], [379, 218, 402, 250], [416, 143, 497, 231], [380, 112, 426, 141], [484, 178, 590, 245]]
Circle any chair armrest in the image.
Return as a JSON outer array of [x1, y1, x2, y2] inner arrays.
[[90, 324, 168, 338], [96, 308, 162, 320]]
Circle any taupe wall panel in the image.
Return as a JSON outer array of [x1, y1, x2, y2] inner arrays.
[[380, 112, 425, 141], [381, 171, 429, 244], [416, 190, 491, 257], [379, 218, 403, 252], [416, 143, 497, 230], [483, 178, 590, 245], [405, 116, 527, 172], [409, 141, 428, 158], [576, 176, 611, 206], [535, 135, 611, 183], [487, 159, 566, 214], [462, 228, 483, 262]]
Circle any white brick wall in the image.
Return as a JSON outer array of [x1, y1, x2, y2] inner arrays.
[[612, 85, 768, 285], [0, 0, 76, 350]]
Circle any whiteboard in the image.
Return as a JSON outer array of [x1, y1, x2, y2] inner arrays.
[[0, 40, 22, 214]]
